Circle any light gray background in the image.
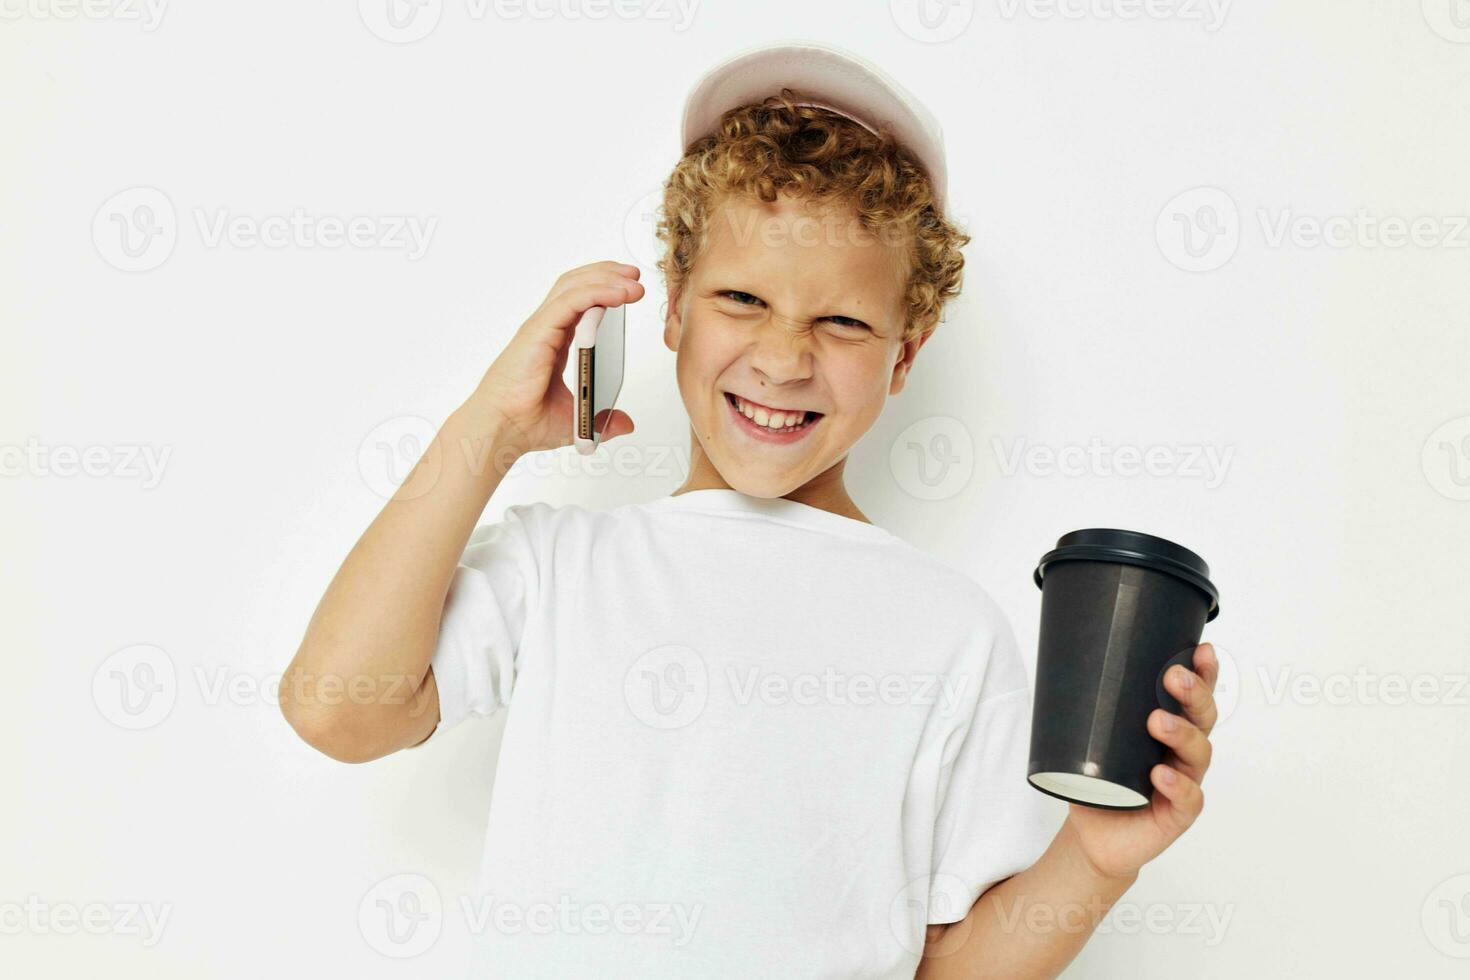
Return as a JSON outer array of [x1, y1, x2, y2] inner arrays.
[[4, 1, 1468, 976]]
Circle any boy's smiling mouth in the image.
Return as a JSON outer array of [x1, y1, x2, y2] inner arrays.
[[723, 391, 823, 444]]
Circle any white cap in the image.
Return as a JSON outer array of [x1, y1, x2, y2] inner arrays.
[[680, 41, 949, 213]]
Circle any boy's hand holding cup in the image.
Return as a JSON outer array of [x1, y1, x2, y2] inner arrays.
[[1028, 529, 1223, 881]]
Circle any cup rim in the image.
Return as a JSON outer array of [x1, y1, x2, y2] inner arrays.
[[1033, 528, 1221, 622]]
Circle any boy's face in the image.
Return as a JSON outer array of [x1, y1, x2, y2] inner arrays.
[[664, 190, 927, 500]]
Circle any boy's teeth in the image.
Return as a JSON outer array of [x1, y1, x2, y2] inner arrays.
[[735, 395, 806, 431]]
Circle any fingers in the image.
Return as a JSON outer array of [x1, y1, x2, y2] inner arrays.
[[1193, 642, 1220, 694], [547, 262, 643, 308], [553, 260, 641, 288], [1150, 642, 1221, 790], [543, 279, 645, 336], [1149, 706, 1213, 784], [1164, 644, 1219, 736], [555, 277, 645, 314], [524, 276, 645, 359], [1150, 763, 1205, 835]]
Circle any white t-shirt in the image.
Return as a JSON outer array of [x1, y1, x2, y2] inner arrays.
[[423, 488, 1058, 978]]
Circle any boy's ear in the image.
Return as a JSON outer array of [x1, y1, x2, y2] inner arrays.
[[889, 328, 933, 396], [663, 284, 684, 352]]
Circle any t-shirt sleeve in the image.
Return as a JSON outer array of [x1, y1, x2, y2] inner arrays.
[[926, 607, 1060, 925], [415, 502, 547, 743]]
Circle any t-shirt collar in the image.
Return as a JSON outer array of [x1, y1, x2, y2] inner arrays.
[[646, 488, 895, 542]]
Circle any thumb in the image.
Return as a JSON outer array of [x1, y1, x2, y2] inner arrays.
[[596, 409, 635, 441]]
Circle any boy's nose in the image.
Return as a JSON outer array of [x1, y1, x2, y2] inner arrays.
[[746, 316, 815, 385]]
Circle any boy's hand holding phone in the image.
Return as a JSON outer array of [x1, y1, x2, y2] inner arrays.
[[464, 260, 642, 460], [279, 260, 642, 763]]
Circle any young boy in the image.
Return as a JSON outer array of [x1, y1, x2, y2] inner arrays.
[[280, 41, 1220, 979]]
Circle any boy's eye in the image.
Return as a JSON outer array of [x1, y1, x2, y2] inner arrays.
[[717, 291, 870, 331]]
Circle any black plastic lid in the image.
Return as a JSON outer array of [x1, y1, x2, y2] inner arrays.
[[1033, 528, 1220, 622]]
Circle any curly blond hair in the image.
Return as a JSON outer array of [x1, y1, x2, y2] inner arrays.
[[655, 87, 969, 345]]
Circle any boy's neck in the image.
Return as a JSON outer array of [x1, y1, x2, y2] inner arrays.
[[672, 435, 873, 525]]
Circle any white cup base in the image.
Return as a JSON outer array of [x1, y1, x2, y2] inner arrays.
[[1029, 771, 1150, 808]]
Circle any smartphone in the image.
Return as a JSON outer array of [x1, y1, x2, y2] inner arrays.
[[570, 303, 626, 455]]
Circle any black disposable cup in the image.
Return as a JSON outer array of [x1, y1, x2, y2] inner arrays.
[[1028, 529, 1220, 810]]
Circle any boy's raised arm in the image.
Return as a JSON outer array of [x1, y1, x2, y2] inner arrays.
[[278, 262, 643, 763]]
